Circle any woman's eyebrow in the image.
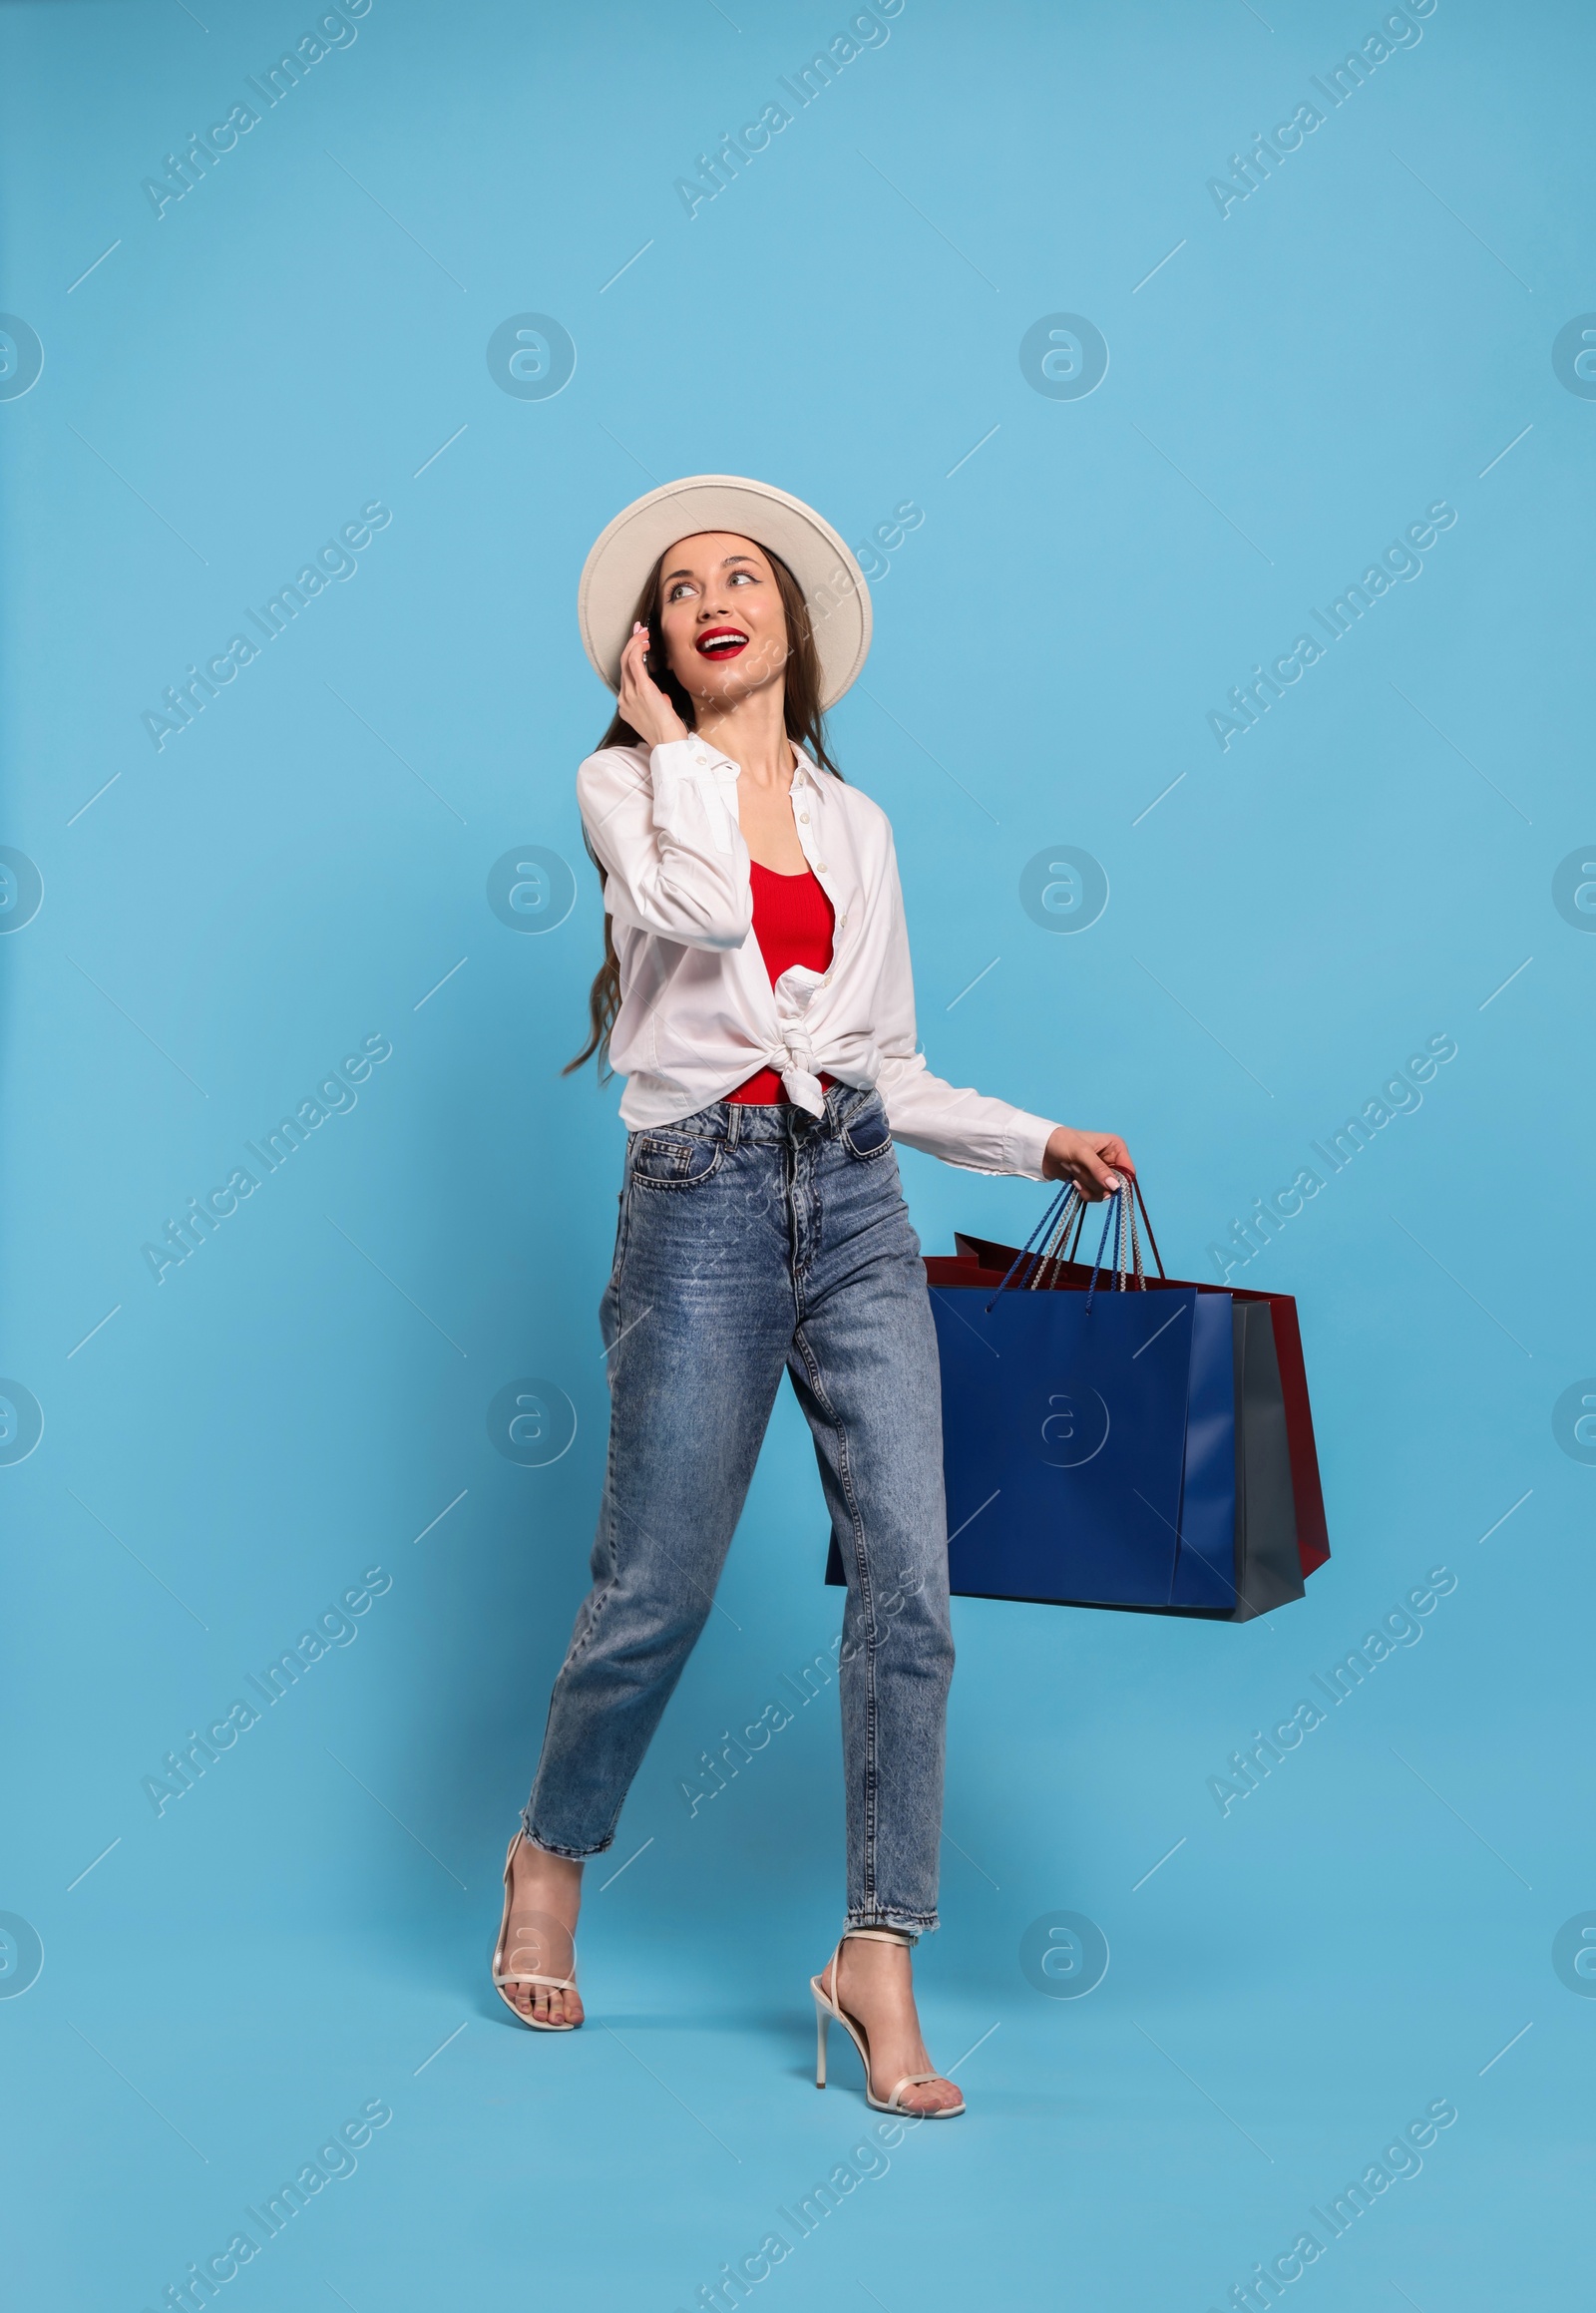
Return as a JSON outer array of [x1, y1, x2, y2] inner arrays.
[[662, 553, 762, 583]]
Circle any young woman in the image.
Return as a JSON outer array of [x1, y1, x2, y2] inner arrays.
[[493, 477, 1133, 2118]]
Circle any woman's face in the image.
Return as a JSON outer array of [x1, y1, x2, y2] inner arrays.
[[655, 532, 788, 708]]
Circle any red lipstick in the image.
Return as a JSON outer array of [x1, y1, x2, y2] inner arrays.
[[695, 625, 749, 659]]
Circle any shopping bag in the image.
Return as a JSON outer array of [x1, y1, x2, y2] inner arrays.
[[951, 1178, 1328, 1582], [823, 1182, 1325, 1619]]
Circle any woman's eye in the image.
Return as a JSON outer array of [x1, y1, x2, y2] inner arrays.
[[729, 570, 753, 584]]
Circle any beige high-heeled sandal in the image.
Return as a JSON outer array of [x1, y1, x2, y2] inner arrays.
[[810, 1927, 965, 2117], [492, 1832, 581, 2031]]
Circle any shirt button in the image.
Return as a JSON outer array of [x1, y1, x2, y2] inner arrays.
[[799, 813, 810, 823], [816, 862, 828, 874]]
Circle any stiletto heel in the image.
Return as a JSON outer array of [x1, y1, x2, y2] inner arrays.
[[492, 1832, 581, 2031], [807, 1927, 965, 2118]]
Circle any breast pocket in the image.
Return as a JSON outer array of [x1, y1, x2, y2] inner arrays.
[[629, 1132, 725, 1190]]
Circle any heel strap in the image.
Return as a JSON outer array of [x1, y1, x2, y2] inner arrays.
[[842, 1926, 915, 1947]]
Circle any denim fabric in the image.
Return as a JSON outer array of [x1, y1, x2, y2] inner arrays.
[[523, 1084, 954, 1934]]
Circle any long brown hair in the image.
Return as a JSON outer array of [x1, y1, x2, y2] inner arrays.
[[565, 542, 843, 1075]]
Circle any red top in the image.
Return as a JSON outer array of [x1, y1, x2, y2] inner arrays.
[[726, 863, 837, 1104]]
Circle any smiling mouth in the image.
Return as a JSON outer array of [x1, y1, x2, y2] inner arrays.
[[695, 626, 749, 659]]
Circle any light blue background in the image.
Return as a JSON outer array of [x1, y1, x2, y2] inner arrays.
[[2, 1, 1592, 2306]]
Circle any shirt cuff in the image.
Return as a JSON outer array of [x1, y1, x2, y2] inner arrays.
[[650, 738, 739, 781], [1003, 1111, 1059, 1181], [649, 739, 740, 853]]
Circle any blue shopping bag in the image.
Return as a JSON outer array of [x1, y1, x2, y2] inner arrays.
[[823, 1184, 1251, 1613], [933, 1274, 1238, 1610]]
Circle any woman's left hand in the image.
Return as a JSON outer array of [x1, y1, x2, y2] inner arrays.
[[1042, 1127, 1135, 1200]]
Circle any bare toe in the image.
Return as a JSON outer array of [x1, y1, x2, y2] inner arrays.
[[900, 2077, 962, 2115]]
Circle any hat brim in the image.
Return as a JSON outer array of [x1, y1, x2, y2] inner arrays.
[[577, 475, 872, 712]]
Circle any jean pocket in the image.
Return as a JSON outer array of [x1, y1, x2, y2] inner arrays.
[[629, 1131, 725, 1189], [840, 1101, 893, 1161]]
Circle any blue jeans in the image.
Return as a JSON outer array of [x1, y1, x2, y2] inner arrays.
[[523, 1085, 954, 1934]]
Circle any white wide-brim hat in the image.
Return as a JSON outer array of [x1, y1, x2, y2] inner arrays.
[[577, 475, 872, 711]]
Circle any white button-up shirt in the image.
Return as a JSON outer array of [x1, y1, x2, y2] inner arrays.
[[577, 737, 1059, 1178]]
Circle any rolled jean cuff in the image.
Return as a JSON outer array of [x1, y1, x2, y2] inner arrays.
[[846, 1906, 937, 1940], [520, 1811, 612, 1860]]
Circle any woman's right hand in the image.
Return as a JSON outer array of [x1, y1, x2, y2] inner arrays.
[[617, 622, 690, 749], [1042, 1127, 1135, 1199]]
